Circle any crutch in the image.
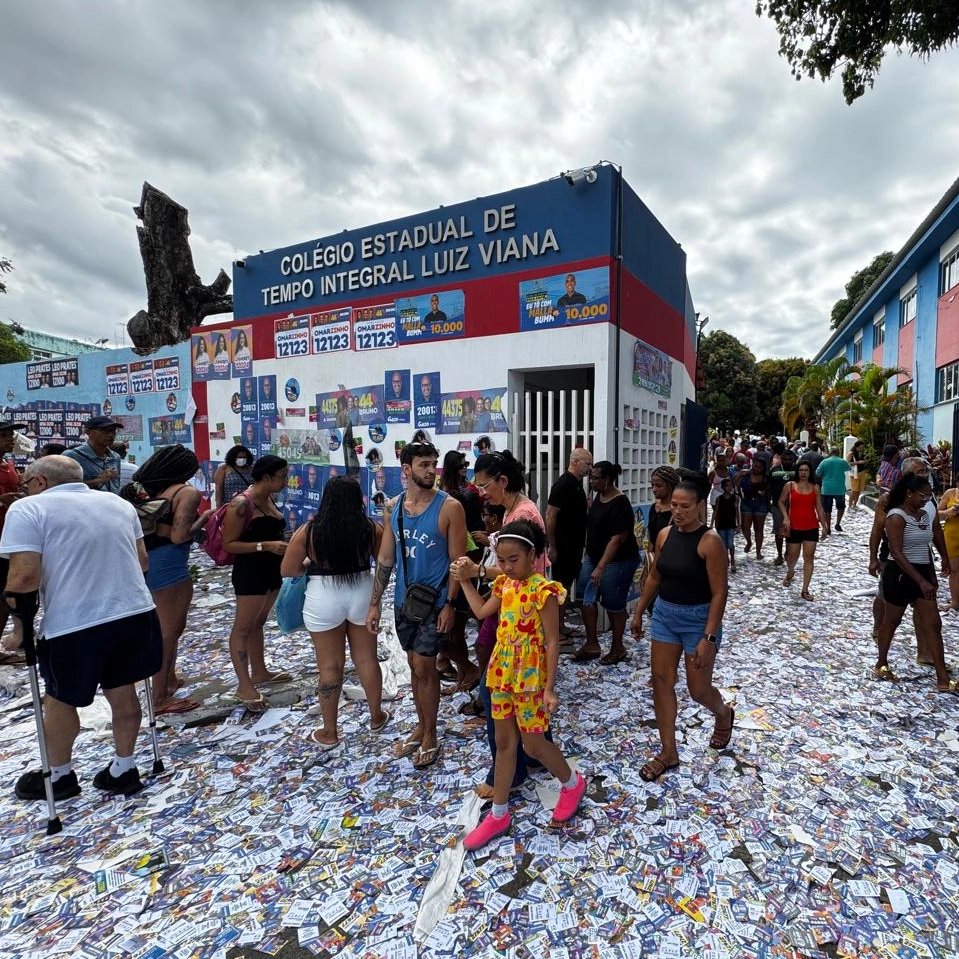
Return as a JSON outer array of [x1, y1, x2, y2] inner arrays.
[[4, 589, 61, 836], [141, 675, 165, 775]]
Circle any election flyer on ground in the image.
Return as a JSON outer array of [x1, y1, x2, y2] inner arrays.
[[395, 290, 465, 346], [518, 266, 609, 332]]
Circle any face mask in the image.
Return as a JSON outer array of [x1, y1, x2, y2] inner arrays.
[[236, 457, 248, 467]]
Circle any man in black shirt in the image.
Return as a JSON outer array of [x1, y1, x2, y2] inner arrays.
[[423, 294, 447, 324], [546, 448, 592, 636], [553, 274, 587, 315]]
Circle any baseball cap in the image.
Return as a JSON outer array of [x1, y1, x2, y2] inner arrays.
[[84, 415, 123, 431], [0, 419, 27, 431]]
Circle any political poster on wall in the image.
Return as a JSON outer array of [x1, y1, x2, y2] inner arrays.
[[258, 376, 277, 418], [632, 338, 672, 398], [153, 357, 181, 393], [315, 386, 384, 430], [231, 326, 253, 378], [105, 364, 130, 397], [191, 333, 213, 381], [384, 369, 411, 423], [274, 314, 311, 360], [437, 389, 507, 434], [26, 357, 80, 390], [130, 360, 156, 395], [413, 372, 441, 431], [311, 309, 352, 355], [353, 303, 396, 352], [148, 415, 192, 446], [209, 332, 232, 379], [239, 377, 258, 418], [518, 266, 609, 332], [395, 290, 465, 346]]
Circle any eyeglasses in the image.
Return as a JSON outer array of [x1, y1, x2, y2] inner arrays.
[[476, 476, 501, 490], [19, 476, 42, 490]]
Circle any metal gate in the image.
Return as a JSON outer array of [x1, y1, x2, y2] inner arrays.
[[508, 388, 594, 513]]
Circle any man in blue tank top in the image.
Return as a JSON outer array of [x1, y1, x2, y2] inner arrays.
[[367, 441, 467, 769]]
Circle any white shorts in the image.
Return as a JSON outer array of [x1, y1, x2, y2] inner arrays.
[[302, 572, 374, 632]]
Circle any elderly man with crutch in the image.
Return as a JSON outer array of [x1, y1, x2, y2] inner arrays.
[[1, 456, 163, 819]]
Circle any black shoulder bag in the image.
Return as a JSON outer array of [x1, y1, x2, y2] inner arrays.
[[396, 494, 444, 623]]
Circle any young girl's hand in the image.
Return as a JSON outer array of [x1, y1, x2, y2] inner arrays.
[[543, 688, 560, 714], [449, 557, 473, 581]]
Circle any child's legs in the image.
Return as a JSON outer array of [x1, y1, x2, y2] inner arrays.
[[491, 712, 521, 806], [514, 692, 571, 783]]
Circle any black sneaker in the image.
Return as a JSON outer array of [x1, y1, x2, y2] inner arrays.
[[92, 765, 144, 796], [15, 769, 81, 802]]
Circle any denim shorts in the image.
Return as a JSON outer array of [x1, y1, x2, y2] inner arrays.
[[740, 498, 768, 515], [651, 598, 722, 655], [716, 528, 735, 549], [577, 555, 640, 613], [821, 494, 845, 514]]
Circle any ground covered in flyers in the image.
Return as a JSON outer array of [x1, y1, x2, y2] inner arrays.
[[1, 504, 959, 958]]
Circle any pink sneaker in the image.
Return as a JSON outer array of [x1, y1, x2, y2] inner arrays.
[[552, 772, 586, 823], [463, 811, 511, 850]]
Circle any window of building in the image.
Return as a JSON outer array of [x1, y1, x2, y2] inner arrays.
[[936, 361, 959, 404], [852, 331, 863, 364], [942, 246, 959, 297], [900, 288, 917, 327], [873, 311, 885, 348]]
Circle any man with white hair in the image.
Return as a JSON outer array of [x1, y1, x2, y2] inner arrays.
[[2, 455, 161, 800]]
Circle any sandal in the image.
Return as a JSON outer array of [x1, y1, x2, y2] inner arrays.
[[639, 756, 679, 782], [782, 572, 794, 587], [412, 744, 442, 769], [156, 697, 201, 715], [392, 737, 422, 759], [872, 665, 900, 683], [436, 664, 458, 682], [308, 728, 340, 751], [257, 671, 293, 685], [936, 680, 959, 696], [800, 590, 812, 601], [370, 709, 392, 733], [600, 650, 629, 666], [571, 646, 601, 662], [709, 706, 735, 750], [232, 694, 270, 714]]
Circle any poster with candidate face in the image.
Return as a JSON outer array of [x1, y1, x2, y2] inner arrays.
[[231, 325, 254, 378], [191, 333, 213, 381], [259, 375, 277, 417], [518, 266, 610, 332], [437, 388, 507, 435], [384, 369, 411, 423], [413, 372, 441, 431]]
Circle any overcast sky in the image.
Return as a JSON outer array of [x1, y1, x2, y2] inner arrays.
[[1, 0, 957, 360]]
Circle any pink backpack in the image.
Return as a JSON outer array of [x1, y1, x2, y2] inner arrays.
[[203, 491, 254, 566]]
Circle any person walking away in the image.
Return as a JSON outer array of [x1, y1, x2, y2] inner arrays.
[[937, 471, 959, 613], [545, 448, 592, 637], [2, 456, 161, 799], [874, 473, 958, 694], [713, 478, 739, 572], [571, 461, 640, 665], [222, 455, 290, 712], [281, 477, 389, 748], [629, 481, 731, 781], [847, 440, 869, 510], [366, 441, 467, 770], [816, 446, 851, 532], [451, 520, 586, 849], [779, 462, 829, 601]]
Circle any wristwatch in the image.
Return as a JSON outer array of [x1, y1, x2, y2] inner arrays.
[[256, 542, 263, 552], [703, 633, 718, 645]]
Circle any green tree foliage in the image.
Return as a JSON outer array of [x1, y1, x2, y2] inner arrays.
[[0, 256, 11, 296], [830, 251, 894, 329], [780, 356, 859, 437], [0, 324, 30, 364], [755, 357, 810, 435], [756, 0, 959, 103], [699, 330, 759, 432]]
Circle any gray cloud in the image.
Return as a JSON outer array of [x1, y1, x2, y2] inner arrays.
[[0, 0, 957, 357]]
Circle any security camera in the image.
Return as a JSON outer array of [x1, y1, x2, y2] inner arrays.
[[584, 169, 598, 184], [235, 258, 246, 268], [562, 167, 598, 186]]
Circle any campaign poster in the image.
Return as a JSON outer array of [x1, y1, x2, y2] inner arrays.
[[153, 357, 181, 393], [274, 313, 311, 361], [64, 404, 88, 440], [26, 361, 52, 391], [53, 358, 79, 388], [114, 414, 143, 442], [316, 389, 351, 430], [311, 308, 352, 355], [273, 428, 328, 464], [353, 303, 397, 352], [208, 331, 231, 379], [300, 462, 324, 512], [231, 325, 254, 378], [259, 417, 275, 456], [283, 505, 303, 535], [632, 339, 673, 398], [413, 372, 441, 431], [130, 360, 156, 395], [395, 290, 465, 346], [315, 386, 383, 430], [518, 267, 610, 332], [238, 377, 258, 420], [239, 419, 259, 451], [191, 333, 213, 381], [259, 376, 278, 418], [384, 369, 411, 424], [149, 415, 192, 447], [37, 407, 66, 440], [106, 364, 130, 397], [438, 389, 507, 435]]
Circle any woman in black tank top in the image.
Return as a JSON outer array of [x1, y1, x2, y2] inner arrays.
[[629, 481, 733, 782]]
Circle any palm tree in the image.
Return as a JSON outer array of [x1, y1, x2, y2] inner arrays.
[[780, 356, 860, 438], [850, 365, 921, 449]]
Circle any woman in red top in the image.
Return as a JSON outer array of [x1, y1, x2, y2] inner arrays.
[[779, 461, 829, 600]]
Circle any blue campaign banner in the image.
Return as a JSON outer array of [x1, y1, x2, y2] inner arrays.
[[258, 375, 278, 418], [437, 389, 507, 435], [148, 415, 192, 447], [316, 385, 384, 430], [239, 377, 258, 418], [519, 266, 610, 332], [395, 290, 465, 345], [231, 169, 616, 318], [413, 372, 441, 431], [384, 369, 411, 424], [240, 418, 259, 451]]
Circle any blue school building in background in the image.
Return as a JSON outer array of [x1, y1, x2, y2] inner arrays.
[[814, 177, 959, 446]]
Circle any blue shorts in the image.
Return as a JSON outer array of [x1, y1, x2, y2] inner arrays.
[[145, 541, 192, 592], [740, 498, 768, 515], [821, 494, 845, 515], [716, 528, 735, 549], [651, 598, 722, 655], [577, 555, 640, 613]]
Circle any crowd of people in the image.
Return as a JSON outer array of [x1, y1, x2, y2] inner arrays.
[[3, 415, 959, 850]]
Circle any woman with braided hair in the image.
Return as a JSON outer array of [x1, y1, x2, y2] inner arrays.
[[129, 445, 212, 713]]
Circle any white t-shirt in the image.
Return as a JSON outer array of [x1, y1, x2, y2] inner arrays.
[[0, 482, 155, 637]]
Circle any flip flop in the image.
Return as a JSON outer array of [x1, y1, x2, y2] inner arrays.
[[639, 756, 679, 782], [392, 738, 422, 759], [412, 745, 442, 769], [257, 671, 293, 685], [936, 680, 959, 696], [308, 729, 341, 751], [232, 694, 270, 714], [370, 709, 392, 733], [571, 647, 601, 662], [600, 650, 629, 666], [0, 649, 26, 665], [155, 697, 201, 715]]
